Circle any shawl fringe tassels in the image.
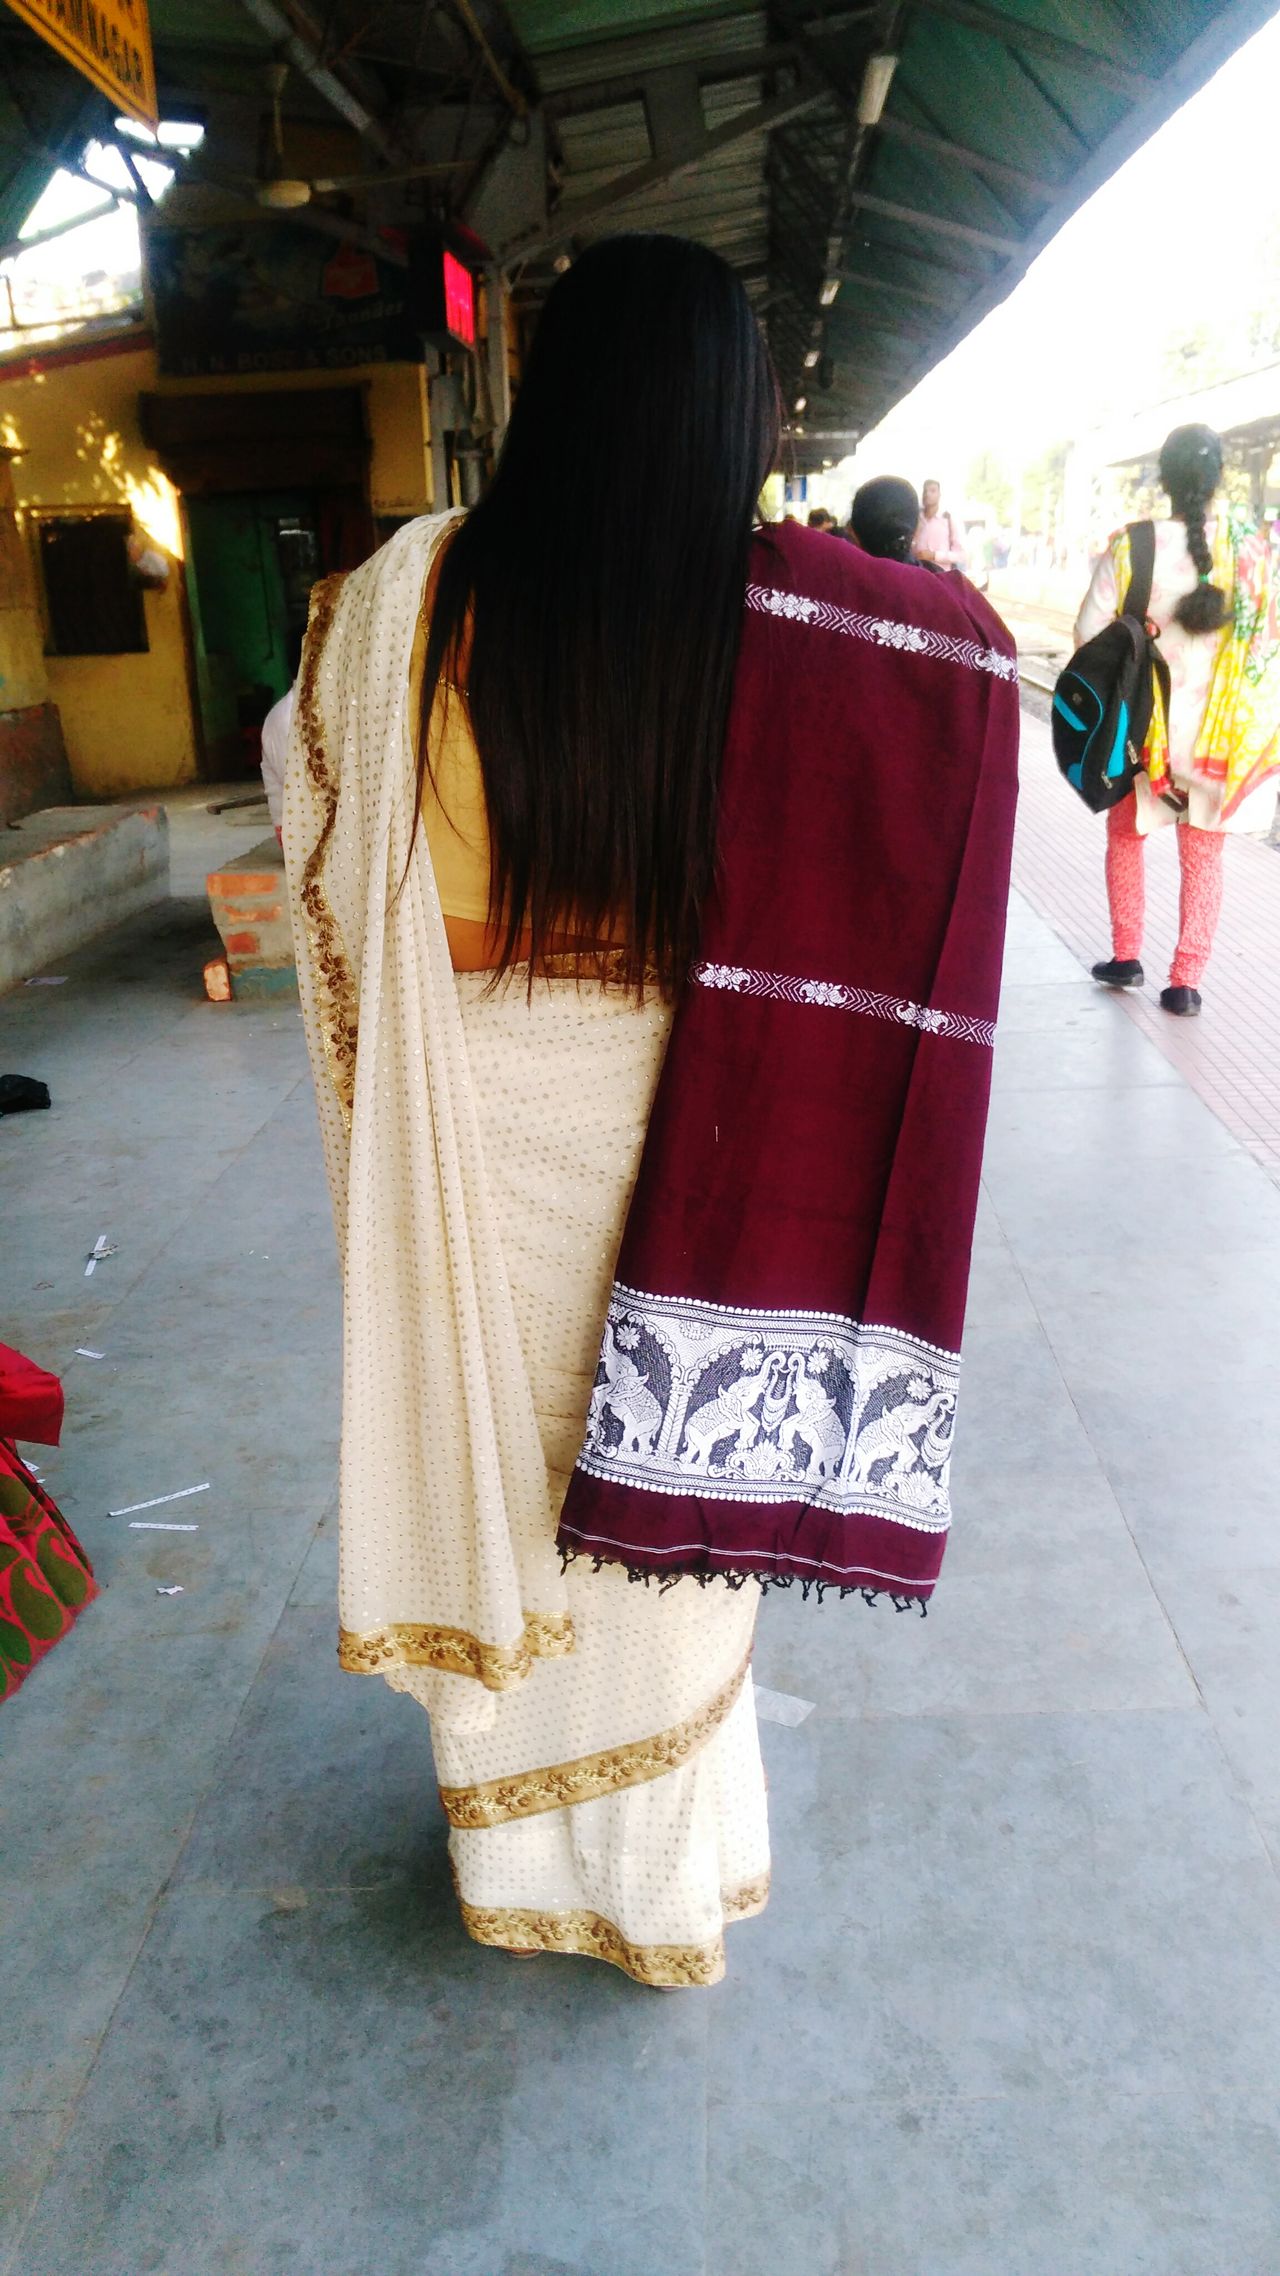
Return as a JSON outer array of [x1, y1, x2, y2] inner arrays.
[[558, 1542, 929, 1612]]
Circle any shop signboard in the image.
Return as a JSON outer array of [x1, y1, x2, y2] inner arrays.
[[5, 0, 158, 132], [146, 220, 480, 376], [146, 220, 430, 377]]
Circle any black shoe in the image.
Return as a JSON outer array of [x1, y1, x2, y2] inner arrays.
[[1160, 985, 1202, 1017], [1091, 958, 1144, 990]]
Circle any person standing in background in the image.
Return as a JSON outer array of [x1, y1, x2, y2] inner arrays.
[[259, 684, 294, 845], [1076, 423, 1280, 1016], [914, 479, 966, 572], [851, 477, 929, 566]]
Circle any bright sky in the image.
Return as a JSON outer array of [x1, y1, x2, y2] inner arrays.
[[2, 120, 201, 315], [841, 5, 1280, 504]]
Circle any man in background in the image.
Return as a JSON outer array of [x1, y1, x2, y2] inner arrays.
[[914, 479, 967, 572]]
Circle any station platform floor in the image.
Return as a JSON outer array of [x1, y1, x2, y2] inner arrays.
[[3, 717, 1280, 2275]]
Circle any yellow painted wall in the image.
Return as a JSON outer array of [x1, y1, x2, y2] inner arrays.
[[0, 453, 49, 714], [0, 612, 47, 714], [1, 338, 434, 797], [2, 343, 199, 797]]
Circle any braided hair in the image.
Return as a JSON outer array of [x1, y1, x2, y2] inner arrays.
[[851, 475, 920, 564], [1159, 423, 1227, 634]]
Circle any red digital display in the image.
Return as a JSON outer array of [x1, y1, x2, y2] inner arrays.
[[443, 250, 476, 346]]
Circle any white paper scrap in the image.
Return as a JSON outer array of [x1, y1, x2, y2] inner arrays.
[[155, 1584, 185, 1596], [130, 1520, 200, 1532], [753, 1686, 816, 1728], [25, 975, 68, 985], [75, 1348, 105, 1359], [84, 1234, 117, 1278], [109, 1483, 210, 1516]]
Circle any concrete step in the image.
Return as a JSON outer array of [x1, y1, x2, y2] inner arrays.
[[0, 804, 169, 994], [206, 834, 295, 998]]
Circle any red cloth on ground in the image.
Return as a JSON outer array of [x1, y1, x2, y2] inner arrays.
[[0, 1344, 96, 1702], [0, 1341, 64, 1445], [556, 524, 1020, 1603]]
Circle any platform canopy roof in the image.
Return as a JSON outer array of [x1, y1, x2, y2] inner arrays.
[[2, 0, 1276, 461]]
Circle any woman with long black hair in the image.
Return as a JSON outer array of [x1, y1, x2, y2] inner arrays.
[[285, 236, 1017, 1985], [1077, 422, 1280, 1014]]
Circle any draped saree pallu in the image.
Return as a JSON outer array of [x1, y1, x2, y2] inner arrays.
[[284, 516, 1018, 1986], [559, 535, 1021, 1601]]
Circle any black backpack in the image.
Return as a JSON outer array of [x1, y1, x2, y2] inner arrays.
[[1052, 522, 1170, 813]]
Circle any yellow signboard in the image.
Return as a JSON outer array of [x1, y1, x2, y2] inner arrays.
[[5, 0, 158, 132]]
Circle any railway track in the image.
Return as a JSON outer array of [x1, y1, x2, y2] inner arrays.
[[986, 592, 1074, 700]]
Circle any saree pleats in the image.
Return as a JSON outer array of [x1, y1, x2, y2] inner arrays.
[[433, 974, 768, 1983]]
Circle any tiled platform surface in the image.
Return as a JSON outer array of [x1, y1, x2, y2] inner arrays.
[[1014, 708, 1280, 1184], [3, 751, 1280, 2276]]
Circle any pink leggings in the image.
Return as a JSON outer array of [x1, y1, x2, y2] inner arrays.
[[1105, 797, 1224, 988]]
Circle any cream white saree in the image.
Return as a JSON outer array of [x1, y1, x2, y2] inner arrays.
[[283, 515, 768, 1985]]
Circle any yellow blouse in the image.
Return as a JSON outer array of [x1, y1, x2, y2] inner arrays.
[[409, 615, 492, 926]]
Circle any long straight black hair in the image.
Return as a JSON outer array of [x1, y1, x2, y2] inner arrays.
[[413, 233, 780, 996]]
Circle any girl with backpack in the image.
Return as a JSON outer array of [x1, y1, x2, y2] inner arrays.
[[1077, 423, 1280, 1014]]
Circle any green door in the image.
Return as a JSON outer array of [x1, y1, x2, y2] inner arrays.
[[185, 493, 318, 775]]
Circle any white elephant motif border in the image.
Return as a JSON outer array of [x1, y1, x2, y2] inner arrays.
[[575, 1283, 960, 1534]]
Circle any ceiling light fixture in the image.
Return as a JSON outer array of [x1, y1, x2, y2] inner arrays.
[[803, 348, 820, 369], [819, 278, 840, 307], [794, 396, 807, 412], [856, 52, 899, 127]]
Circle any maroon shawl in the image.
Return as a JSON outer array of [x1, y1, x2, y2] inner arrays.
[[556, 523, 1019, 1605]]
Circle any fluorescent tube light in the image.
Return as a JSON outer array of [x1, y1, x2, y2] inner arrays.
[[857, 53, 898, 126]]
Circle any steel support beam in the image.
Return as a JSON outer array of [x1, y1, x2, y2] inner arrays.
[[449, 0, 529, 119], [794, 7, 881, 33], [845, 187, 1020, 258], [834, 264, 961, 310], [237, 0, 396, 157], [908, 0, 1155, 104], [499, 79, 830, 266], [544, 46, 791, 121], [643, 66, 711, 166], [874, 116, 1060, 201]]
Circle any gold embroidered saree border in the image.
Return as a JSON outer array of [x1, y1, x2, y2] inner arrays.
[[339, 1608, 575, 1692], [722, 1872, 770, 1922], [297, 571, 359, 1124], [438, 1652, 750, 1827], [458, 1873, 771, 1987]]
